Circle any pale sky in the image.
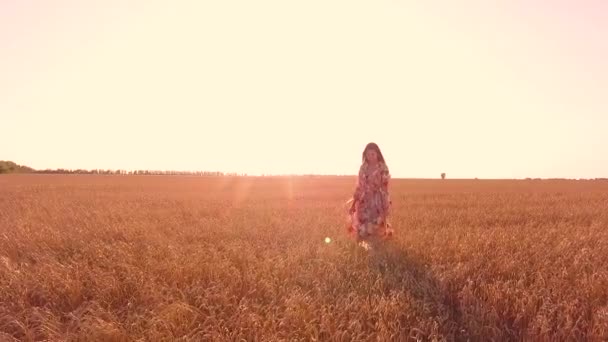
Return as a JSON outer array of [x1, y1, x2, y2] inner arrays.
[[2, 0, 607, 178]]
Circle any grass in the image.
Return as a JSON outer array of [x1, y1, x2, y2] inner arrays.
[[1, 175, 608, 341]]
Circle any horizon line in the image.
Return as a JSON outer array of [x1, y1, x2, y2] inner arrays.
[[2, 160, 606, 180]]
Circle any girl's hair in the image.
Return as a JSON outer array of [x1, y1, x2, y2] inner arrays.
[[362, 142, 386, 164]]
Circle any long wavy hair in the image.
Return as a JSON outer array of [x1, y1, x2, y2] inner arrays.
[[362, 142, 386, 165]]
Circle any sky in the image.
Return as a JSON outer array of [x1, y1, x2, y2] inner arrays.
[[1, 0, 607, 178]]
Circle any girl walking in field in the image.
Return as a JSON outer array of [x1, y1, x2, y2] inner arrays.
[[347, 142, 393, 248]]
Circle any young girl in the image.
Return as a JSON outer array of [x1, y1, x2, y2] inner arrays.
[[347, 142, 393, 246]]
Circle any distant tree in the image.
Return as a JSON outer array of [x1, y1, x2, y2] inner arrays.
[[0, 161, 35, 174], [441, 173, 446, 180]]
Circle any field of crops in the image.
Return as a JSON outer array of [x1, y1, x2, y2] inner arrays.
[[1, 174, 608, 341]]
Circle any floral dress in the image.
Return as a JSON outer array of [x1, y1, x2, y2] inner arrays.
[[348, 161, 393, 240]]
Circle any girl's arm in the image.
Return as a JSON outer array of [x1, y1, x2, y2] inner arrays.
[[380, 163, 391, 218], [351, 165, 365, 211], [381, 163, 390, 192]]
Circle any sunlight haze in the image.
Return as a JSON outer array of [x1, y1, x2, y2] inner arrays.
[[2, 0, 607, 178]]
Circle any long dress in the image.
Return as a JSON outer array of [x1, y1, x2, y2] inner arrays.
[[348, 161, 393, 241]]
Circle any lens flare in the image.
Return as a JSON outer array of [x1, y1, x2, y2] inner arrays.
[[324, 237, 331, 244]]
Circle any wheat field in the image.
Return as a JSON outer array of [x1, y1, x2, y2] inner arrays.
[[1, 174, 608, 341]]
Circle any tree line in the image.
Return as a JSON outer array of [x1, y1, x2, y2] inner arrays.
[[33, 169, 242, 176], [0, 161, 243, 176]]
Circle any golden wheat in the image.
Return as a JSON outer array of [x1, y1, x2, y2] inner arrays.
[[1, 175, 607, 341]]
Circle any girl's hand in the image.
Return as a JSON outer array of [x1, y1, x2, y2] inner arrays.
[[347, 198, 356, 214], [349, 201, 356, 214]]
